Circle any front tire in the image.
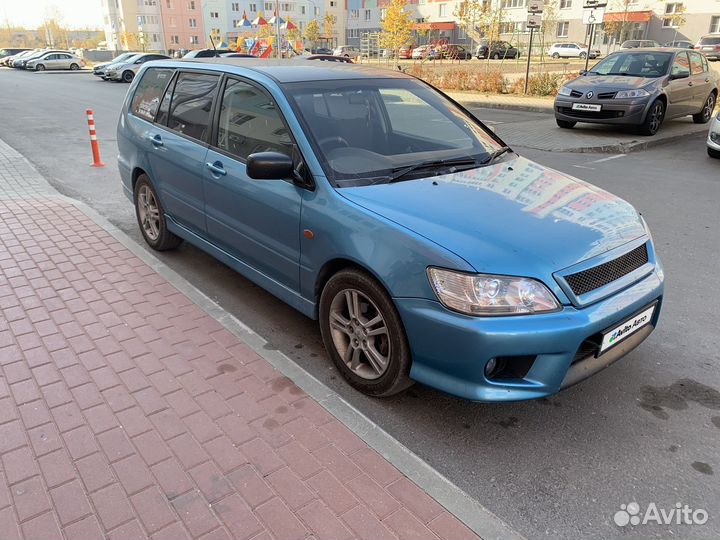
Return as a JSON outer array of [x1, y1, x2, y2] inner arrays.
[[638, 99, 665, 136], [134, 175, 182, 251], [709, 147, 720, 159], [693, 93, 716, 124], [319, 269, 413, 397], [35, 64, 45, 71], [556, 119, 577, 129], [579, 52, 587, 59], [122, 70, 134, 83], [551, 52, 560, 59], [492, 53, 500, 60]]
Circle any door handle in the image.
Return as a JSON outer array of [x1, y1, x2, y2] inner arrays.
[[206, 161, 227, 176], [688, 81, 693, 86], [706, 78, 711, 83], [149, 134, 163, 147]]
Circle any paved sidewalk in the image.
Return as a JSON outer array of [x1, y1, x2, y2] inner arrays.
[[0, 142, 488, 539]]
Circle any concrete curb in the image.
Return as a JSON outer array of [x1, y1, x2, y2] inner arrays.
[[0, 137, 527, 540], [457, 99, 554, 114]]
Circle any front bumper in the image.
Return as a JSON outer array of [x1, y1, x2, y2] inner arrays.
[[554, 97, 651, 125], [708, 117, 720, 150], [105, 71, 121, 80], [396, 261, 664, 401]]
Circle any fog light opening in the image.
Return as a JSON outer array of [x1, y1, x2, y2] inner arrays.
[[484, 358, 505, 378]]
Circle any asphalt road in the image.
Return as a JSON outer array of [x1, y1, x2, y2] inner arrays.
[[1, 68, 719, 540]]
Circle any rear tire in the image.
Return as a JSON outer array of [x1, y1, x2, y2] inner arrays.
[[693, 93, 716, 124], [492, 53, 500, 60], [70, 63, 79, 70], [638, 99, 665, 136], [319, 268, 413, 397], [133, 175, 182, 251], [556, 119, 577, 129], [708, 147, 720, 159], [122, 70, 134, 83]]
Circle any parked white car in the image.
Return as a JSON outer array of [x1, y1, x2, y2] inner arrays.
[[548, 42, 599, 59], [708, 110, 720, 158]]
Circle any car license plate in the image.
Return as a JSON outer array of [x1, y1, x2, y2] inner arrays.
[[600, 304, 656, 354], [572, 103, 602, 112]]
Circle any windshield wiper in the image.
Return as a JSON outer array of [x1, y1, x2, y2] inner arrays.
[[479, 146, 512, 165], [606, 72, 633, 76], [387, 157, 479, 184]]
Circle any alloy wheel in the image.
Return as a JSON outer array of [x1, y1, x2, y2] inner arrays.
[[137, 184, 160, 241], [703, 95, 716, 122], [328, 288, 390, 380], [649, 102, 664, 134]]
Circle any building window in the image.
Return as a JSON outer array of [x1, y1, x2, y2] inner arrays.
[[364, 9, 371, 20], [169, 16, 176, 26], [559, 0, 571, 8], [166, 0, 172, 7], [231, 2, 239, 10], [190, 35, 199, 44], [350, 9, 359, 18], [711, 16, 720, 34], [281, 3, 293, 11], [556, 21, 569, 37], [501, 0, 525, 7], [330, 0, 336, 5], [438, 3, 447, 16], [380, 8, 387, 19], [171, 35, 179, 43], [314, 6, 319, 15], [211, 11, 219, 18], [662, 3, 683, 28], [187, 1, 195, 9], [265, 2, 273, 10], [189, 18, 197, 26], [249, 3, 257, 11]]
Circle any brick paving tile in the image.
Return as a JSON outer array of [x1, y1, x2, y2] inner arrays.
[[0, 193, 481, 540]]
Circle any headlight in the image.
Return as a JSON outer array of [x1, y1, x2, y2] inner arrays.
[[558, 86, 573, 97], [615, 89, 650, 99], [427, 268, 560, 316]]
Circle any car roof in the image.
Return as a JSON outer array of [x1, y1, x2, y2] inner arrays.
[[177, 58, 412, 82], [609, 47, 676, 53]]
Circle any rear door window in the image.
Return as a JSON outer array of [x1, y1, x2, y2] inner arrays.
[[130, 67, 175, 121], [688, 51, 704, 74], [167, 72, 220, 142]]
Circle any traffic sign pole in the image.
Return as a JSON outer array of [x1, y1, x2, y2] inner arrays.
[[584, 23, 594, 73], [524, 27, 534, 94]]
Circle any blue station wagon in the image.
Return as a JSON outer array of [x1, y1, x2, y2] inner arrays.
[[118, 59, 664, 401]]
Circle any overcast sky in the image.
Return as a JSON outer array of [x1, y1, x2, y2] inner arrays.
[[1, 0, 103, 29]]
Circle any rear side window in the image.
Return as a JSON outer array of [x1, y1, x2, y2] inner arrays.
[[131, 67, 175, 121], [167, 72, 220, 142], [671, 52, 690, 75], [688, 51, 704, 74]]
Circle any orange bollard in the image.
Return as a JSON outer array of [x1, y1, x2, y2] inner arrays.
[[86, 109, 105, 167]]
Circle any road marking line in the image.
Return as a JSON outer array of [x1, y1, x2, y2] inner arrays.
[[572, 165, 595, 170], [589, 154, 626, 164]]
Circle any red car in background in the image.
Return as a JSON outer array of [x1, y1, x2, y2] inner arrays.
[[399, 45, 414, 59]]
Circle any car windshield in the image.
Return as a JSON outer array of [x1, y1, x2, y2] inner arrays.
[[284, 78, 502, 187], [700, 37, 720, 45], [588, 52, 672, 77]]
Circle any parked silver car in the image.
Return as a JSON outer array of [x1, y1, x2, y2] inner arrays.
[[103, 53, 170, 82], [26, 52, 85, 71], [93, 52, 137, 78], [555, 48, 717, 135], [695, 34, 720, 61], [708, 111, 720, 158]]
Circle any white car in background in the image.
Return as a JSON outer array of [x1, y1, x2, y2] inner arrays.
[[549, 42, 600, 59], [708, 111, 720, 158]]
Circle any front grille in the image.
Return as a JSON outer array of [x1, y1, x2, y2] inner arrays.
[[557, 107, 625, 119], [565, 243, 649, 296], [598, 91, 617, 99]]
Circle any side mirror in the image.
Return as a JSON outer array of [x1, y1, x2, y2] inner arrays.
[[246, 152, 294, 180], [670, 70, 690, 80]]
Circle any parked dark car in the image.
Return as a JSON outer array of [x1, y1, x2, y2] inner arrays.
[[555, 48, 718, 135], [305, 54, 353, 62], [662, 40, 694, 49], [476, 41, 520, 60], [440, 44, 472, 60], [183, 49, 230, 59]]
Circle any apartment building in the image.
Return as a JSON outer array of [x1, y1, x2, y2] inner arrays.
[[159, 0, 206, 52]]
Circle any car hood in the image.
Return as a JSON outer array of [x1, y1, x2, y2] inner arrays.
[[567, 74, 657, 91], [338, 156, 646, 275]]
